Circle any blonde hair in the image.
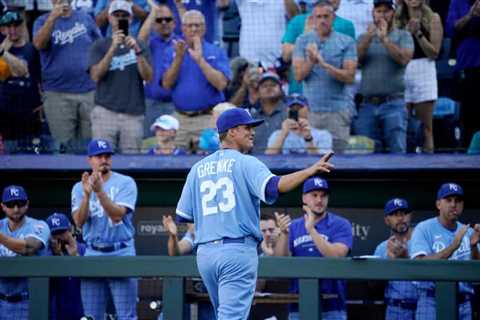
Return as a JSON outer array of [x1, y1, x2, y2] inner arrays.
[[213, 103, 236, 115], [395, 2, 435, 36]]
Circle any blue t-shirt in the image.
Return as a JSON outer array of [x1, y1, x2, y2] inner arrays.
[[0, 217, 50, 295], [176, 149, 276, 244], [71, 171, 137, 256], [374, 239, 417, 300], [160, 40, 231, 111], [33, 10, 101, 93], [410, 217, 478, 294], [288, 213, 352, 312]]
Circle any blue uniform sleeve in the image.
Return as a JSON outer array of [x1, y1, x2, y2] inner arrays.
[[116, 177, 138, 213], [71, 182, 84, 213], [410, 223, 432, 259], [26, 221, 50, 250], [242, 155, 276, 204], [330, 217, 353, 251], [94, 0, 107, 17], [374, 241, 387, 258], [176, 169, 195, 221]]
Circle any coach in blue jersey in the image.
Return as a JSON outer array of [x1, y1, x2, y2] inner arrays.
[[176, 108, 334, 320], [273, 177, 352, 320], [72, 139, 138, 320], [374, 198, 417, 320], [410, 183, 480, 320], [0, 185, 50, 320]]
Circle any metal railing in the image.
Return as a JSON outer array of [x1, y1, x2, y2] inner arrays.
[[1, 256, 479, 320]]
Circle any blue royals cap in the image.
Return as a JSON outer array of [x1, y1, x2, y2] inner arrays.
[[286, 93, 309, 108], [384, 198, 411, 215], [87, 139, 114, 157], [437, 183, 464, 200], [303, 177, 330, 194], [216, 108, 264, 134], [2, 185, 28, 203], [46, 213, 71, 235]]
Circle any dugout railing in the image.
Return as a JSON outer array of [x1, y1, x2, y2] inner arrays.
[[0, 256, 479, 320]]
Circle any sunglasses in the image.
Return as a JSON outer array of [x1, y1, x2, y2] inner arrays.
[[156, 17, 173, 24], [4, 200, 27, 208]]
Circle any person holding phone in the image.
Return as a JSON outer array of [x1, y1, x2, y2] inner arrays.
[[266, 93, 333, 155], [88, 0, 153, 154]]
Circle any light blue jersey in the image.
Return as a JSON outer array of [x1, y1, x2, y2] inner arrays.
[[176, 149, 276, 244], [410, 217, 477, 294], [71, 171, 137, 256], [0, 217, 50, 295]]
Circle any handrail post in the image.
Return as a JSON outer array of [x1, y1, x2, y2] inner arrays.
[[299, 279, 321, 319], [163, 277, 185, 320], [29, 277, 49, 320], [436, 281, 457, 320]]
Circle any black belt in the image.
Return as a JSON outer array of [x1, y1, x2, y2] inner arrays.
[[0, 293, 28, 303], [201, 236, 258, 245], [385, 298, 417, 310], [177, 108, 213, 117], [425, 290, 472, 304], [89, 242, 128, 253], [364, 95, 403, 105]]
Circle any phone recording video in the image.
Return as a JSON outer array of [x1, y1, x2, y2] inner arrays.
[[118, 19, 129, 36], [288, 109, 299, 122]]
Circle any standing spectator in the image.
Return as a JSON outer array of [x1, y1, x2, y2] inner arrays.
[[138, 0, 178, 137], [373, 198, 417, 320], [33, 0, 101, 153], [89, 0, 153, 154], [94, 0, 147, 36], [228, 64, 262, 109], [234, 0, 299, 68], [396, 0, 443, 153], [217, 0, 240, 57], [354, 0, 413, 153], [446, 0, 480, 148], [410, 183, 480, 320], [224, 56, 249, 101], [147, 114, 186, 155], [71, 138, 139, 320], [0, 185, 50, 320], [259, 214, 279, 256], [161, 9, 230, 150], [46, 212, 86, 320], [293, 1, 357, 152], [274, 177, 353, 320], [266, 94, 332, 155], [337, 0, 374, 36], [0, 10, 45, 153], [249, 72, 287, 154]]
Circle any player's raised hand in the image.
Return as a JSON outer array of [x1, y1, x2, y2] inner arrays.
[[81, 172, 93, 196], [470, 224, 480, 247], [306, 151, 335, 176], [452, 224, 469, 249], [90, 171, 104, 193], [274, 212, 291, 234], [303, 205, 316, 232], [64, 232, 79, 256], [162, 215, 178, 236]]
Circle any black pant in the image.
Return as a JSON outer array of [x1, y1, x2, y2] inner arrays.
[[459, 66, 480, 148]]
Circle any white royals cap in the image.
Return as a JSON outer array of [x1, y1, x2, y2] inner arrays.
[[108, 0, 132, 15], [150, 115, 180, 132]]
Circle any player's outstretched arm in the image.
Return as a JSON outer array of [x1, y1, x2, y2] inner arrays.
[[277, 151, 334, 193]]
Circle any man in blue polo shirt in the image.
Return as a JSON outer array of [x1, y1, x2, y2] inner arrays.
[[274, 177, 352, 320], [161, 9, 231, 150]]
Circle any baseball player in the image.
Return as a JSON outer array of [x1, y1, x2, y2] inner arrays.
[[374, 198, 417, 319], [273, 177, 352, 320], [176, 108, 334, 320], [410, 183, 480, 320], [71, 139, 138, 320], [0, 185, 50, 320]]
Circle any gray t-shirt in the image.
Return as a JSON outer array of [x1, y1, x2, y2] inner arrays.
[[88, 38, 151, 115], [293, 31, 357, 113], [358, 29, 414, 97], [251, 103, 287, 154]]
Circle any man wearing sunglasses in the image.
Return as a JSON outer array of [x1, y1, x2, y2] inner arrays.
[[0, 185, 50, 319]]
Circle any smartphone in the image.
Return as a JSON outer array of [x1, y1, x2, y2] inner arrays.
[[288, 109, 298, 122], [118, 19, 129, 36]]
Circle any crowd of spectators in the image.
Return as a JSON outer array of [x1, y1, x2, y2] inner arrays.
[[0, 0, 480, 155]]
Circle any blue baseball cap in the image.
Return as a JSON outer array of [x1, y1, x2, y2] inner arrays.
[[46, 213, 71, 235], [384, 198, 411, 215], [286, 93, 309, 108], [216, 108, 264, 134], [87, 139, 114, 157], [257, 72, 281, 87], [303, 177, 329, 194], [437, 183, 464, 200], [2, 185, 28, 203]]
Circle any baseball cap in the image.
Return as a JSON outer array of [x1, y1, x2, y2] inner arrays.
[[46, 213, 71, 235], [303, 177, 330, 194], [437, 183, 464, 200], [108, 0, 132, 15], [257, 72, 281, 87], [286, 93, 309, 108], [2, 185, 28, 203], [384, 198, 411, 216], [216, 108, 264, 134], [0, 10, 23, 26], [373, 0, 394, 8], [87, 139, 114, 157], [150, 115, 180, 132]]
